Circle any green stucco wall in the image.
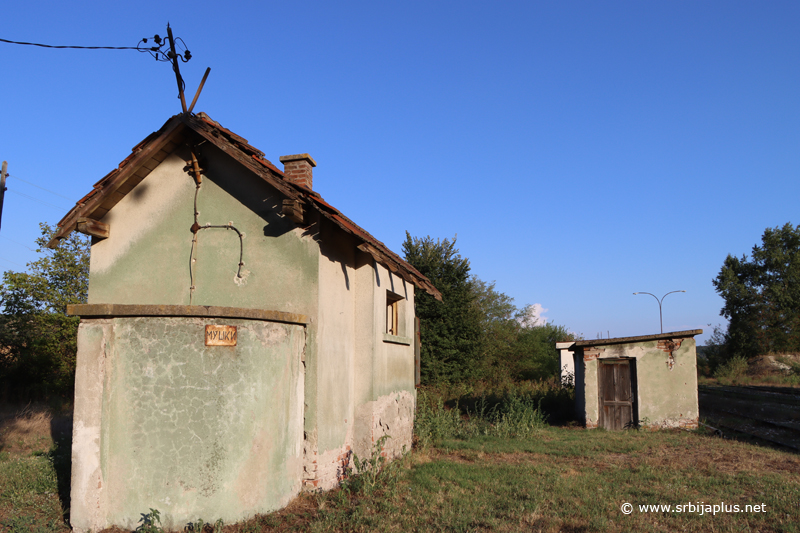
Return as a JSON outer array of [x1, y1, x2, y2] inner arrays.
[[71, 316, 305, 531], [88, 145, 319, 317]]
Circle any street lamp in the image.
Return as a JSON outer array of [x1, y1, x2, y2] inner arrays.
[[633, 290, 686, 334]]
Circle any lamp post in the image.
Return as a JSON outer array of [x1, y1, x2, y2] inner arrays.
[[633, 290, 686, 334]]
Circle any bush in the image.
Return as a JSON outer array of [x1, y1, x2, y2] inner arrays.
[[0, 313, 79, 401], [713, 355, 749, 381], [414, 392, 466, 447]]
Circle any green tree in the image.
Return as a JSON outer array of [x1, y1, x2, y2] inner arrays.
[[712, 222, 800, 359], [468, 277, 519, 382], [0, 223, 90, 400], [402, 233, 482, 384], [511, 321, 574, 381], [467, 280, 577, 382]]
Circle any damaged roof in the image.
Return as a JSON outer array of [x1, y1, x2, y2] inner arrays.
[[48, 112, 441, 300]]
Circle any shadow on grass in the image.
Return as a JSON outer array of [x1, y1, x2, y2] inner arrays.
[[49, 413, 72, 524]]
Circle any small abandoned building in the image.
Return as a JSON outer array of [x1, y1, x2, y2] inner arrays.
[[47, 112, 440, 531], [566, 330, 702, 430]]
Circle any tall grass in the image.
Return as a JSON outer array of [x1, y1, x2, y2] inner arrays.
[[414, 379, 568, 447]]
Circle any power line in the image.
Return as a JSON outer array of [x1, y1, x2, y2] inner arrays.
[[0, 256, 25, 268], [6, 189, 70, 211], [0, 31, 191, 61], [0, 37, 140, 50], [0, 234, 37, 251], [7, 174, 74, 201]]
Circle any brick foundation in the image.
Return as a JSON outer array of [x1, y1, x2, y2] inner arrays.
[[303, 443, 352, 491]]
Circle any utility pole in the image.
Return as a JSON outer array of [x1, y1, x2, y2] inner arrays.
[[0, 161, 7, 233], [166, 23, 188, 113]]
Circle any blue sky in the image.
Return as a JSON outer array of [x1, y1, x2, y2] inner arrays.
[[1, 1, 798, 344]]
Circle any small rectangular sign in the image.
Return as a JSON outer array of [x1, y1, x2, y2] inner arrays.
[[205, 325, 237, 346]]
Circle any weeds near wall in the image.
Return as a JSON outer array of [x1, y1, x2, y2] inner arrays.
[[186, 517, 224, 533], [341, 435, 404, 497], [414, 395, 466, 447], [135, 508, 163, 533], [133, 510, 227, 533]]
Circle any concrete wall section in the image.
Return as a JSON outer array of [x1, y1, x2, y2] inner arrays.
[[88, 153, 196, 305], [556, 341, 575, 385], [352, 252, 378, 463], [71, 320, 112, 532], [581, 348, 601, 428], [634, 338, 698, 429], [305, 220, 356, 490], [308, 251, 417, 486], [71, 316, 305, 532]]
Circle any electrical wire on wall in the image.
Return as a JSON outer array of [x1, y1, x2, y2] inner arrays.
[[186, 150, 245, 304]]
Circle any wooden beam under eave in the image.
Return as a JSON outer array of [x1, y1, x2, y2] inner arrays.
[[282, 199, 305, 225], [76, 218, 109, 240]]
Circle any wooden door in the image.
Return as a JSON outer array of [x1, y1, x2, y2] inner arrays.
[[598, 360, 634, 430]]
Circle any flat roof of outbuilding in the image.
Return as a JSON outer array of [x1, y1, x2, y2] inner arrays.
[[571, 329, 703, 348]]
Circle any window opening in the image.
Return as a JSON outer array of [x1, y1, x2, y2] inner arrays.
[[386, 291, 403, 335]]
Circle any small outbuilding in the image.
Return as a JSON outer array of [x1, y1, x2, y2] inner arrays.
[[567, 330, 702, 430], [48, 112, 440, 531]]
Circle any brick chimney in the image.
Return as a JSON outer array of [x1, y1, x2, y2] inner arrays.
[[279, 153, 317, 190]]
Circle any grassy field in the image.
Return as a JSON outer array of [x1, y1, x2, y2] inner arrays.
[[2, 402, 799, 532], [0, 403, 71, 533]]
